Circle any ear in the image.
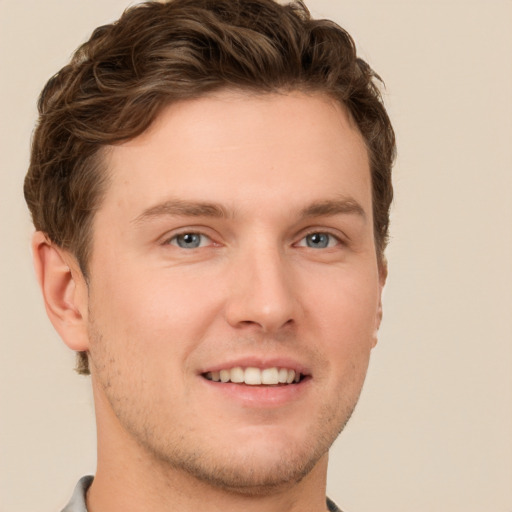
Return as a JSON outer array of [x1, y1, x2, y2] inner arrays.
[[32, 231, 90, 352], [372, 258, 388, 348]]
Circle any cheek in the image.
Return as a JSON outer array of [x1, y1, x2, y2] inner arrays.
[[307, 268, 380, 339], [87, 266, 220, 365], [304, 267, 380, 386], [86, 273, 197, 408]]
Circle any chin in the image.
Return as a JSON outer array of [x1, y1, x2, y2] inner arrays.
[[176, 442, 325, 495], [148, 422, 337, 495]]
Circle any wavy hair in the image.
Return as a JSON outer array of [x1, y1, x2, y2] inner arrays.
[[24, 0, 395, 374]]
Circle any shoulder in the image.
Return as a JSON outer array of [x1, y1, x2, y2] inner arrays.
[[60, 476, 93, 512], [327, 496, 346, 512]]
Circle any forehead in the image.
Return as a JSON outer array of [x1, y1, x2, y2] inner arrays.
[[101, 90, 371, 220]]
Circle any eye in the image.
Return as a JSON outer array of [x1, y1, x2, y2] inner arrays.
[[168, 232, 211, 249], [297, 232, 340, 249]]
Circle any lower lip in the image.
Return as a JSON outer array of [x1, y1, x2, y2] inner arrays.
[[200, 376, 310, 408]]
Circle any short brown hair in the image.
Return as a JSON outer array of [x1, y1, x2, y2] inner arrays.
[[24, 0, 395, 374]]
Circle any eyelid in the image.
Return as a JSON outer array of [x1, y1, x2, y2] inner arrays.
[[160, 227, 217, 247], [294, 228, 347, 247], [168, 233, 212, 248]]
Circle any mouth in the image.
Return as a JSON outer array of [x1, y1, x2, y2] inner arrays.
[[202, 367, 307, 386]]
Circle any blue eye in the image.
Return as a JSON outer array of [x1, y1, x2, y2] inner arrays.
[[170, 233, 209, 249], [300, 232, 338, 249]]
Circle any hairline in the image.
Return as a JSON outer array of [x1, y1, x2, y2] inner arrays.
[[73, 89, 385, 282], [75, 87, 385, 278]]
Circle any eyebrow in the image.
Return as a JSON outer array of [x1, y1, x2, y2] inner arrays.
[[132, 196, 366, 224], [299, 197, 366, 221], [133, 199, 230, 224]]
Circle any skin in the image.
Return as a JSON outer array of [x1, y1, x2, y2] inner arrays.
[[34, 90, 385, 512]]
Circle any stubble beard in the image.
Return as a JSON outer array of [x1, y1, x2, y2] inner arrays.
[[88, 319, 363, 496], [133, 398, 357, 497]]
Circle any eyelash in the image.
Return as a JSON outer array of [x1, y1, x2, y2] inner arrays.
[[295, 230, 343, 249], [163, 229, 344, 250], [165, 231, 213, 249]]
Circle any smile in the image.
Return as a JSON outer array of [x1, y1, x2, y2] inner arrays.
[[203, 367, 303, 385]]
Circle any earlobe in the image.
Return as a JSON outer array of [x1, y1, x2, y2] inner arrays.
[[372, 300, 383, 348], [372, 258, 388, 348], [32, 231, 90, 352]]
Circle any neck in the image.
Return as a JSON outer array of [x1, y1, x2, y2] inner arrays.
[[88, 454, 329, 512]]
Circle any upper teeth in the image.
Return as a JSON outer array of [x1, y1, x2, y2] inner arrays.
[[205, 367, 301, 385]]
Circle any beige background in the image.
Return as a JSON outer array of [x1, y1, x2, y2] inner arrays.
[[1, 1, 511, 511]]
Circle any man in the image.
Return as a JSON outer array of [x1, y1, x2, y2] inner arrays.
[[24, 0, 395, 510]]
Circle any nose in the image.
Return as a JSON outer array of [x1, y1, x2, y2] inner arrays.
[[224, 245, 298, 334]]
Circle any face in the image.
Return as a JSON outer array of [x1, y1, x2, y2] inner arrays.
[[83, 90, 384, 492]]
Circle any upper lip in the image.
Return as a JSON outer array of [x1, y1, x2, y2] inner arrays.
[[199, 356, 311, 376]]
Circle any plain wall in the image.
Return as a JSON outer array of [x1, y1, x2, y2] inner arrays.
[[1, 1, 511, 511]]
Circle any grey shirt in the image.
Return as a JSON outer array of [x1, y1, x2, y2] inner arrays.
[[61, 475, 344, 512], [61, 476, 92, 512]]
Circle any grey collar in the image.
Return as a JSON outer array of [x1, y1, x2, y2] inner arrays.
[[61, 475, 344, 512]]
